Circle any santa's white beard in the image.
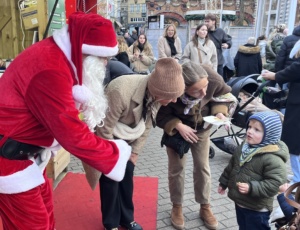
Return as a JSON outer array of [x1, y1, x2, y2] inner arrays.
[[80, 56, 108, 132]]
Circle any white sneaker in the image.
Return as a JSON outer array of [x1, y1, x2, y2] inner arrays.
[[287, 174, 294, 182]]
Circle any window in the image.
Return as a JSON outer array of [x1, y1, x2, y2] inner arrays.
[[136, 4, 140, 12], [142, 4, 146, 13], [130, 5, 134, 13]]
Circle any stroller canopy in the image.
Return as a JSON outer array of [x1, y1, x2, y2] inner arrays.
[[227, 75, 259, 97]]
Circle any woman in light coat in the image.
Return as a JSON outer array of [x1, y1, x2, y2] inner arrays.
[[182, 24, 218, 71], [128, 34, 154, 74], [158, 24, 182, 60]]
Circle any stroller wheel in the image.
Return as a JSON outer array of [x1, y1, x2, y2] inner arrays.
[[209, 146, 215, 159]]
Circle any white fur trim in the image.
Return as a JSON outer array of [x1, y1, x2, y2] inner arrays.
[[0, 162, 45, 194], [104, 139, 132, 182], [290, 40, 300, 58], [43, 139, 61, 151], [72, 84, 93, 104], [82, 44, 118, 57], [53, 25, 78, 83], [113, 120, 146, 141]]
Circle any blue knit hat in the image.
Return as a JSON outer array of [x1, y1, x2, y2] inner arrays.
[[247, 111, 282, 147]]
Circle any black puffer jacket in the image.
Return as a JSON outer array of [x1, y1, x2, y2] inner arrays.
[[275, 25, 300, 72], [234, 44, 262, 77]]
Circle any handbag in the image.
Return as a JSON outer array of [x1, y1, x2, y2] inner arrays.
[[279, 182, 300, 230], [161, 132, 190, 159], [262, 88, 288, 110]]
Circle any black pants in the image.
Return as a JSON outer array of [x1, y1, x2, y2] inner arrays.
[[100, 161, 135, 229], [217, 64, 226, 81]]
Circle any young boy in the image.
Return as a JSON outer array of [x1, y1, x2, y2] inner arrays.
[[218, 111, 289, 230]]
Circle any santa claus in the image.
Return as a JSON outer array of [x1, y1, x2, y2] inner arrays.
[[0, 12, 131, 230]]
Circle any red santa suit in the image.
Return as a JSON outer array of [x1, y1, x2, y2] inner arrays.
[[0, 12, 131, 230]]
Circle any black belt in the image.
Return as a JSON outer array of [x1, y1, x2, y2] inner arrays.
[[0, 135, 44, 160]]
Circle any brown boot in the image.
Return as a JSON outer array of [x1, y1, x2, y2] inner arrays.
[[171, 204, 184, 230], [200, 204, 218, 230]]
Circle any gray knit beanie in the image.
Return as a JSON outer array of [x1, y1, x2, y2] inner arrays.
[[147, 58, 185, 99]]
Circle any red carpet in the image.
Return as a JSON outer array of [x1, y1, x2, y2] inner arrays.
[[54, 172, 158, 230]]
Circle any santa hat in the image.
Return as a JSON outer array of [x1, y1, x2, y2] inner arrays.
[[68, 12, 118, 88]]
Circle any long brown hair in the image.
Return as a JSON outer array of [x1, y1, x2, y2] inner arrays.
[[192, 24, 209, 47], [133, 34, 152, 54]]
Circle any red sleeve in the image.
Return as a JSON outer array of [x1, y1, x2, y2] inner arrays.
[[24, 70, 118, 174]]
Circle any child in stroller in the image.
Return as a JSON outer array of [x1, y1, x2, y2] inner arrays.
[[209, 74, 284, 158]]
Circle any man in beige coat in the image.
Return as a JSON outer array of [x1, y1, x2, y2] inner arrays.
[[96, 58, 185, 230]]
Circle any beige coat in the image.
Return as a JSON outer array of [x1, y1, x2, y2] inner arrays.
[[128, 44, 154, 73], [157, 36, 182, 59], [97, 74, 160, 154], [182, 40, 218, 71]]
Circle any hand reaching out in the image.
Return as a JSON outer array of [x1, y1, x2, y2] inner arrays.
[[216, 113, 231, 131], [261, 70, 276, 80]]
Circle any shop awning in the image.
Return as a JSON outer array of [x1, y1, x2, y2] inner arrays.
[[114, 20, 123, 28]]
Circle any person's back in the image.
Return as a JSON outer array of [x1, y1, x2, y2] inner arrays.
[[131, 30, 138, 41], [124, 32, 134, 47], [218, 111, 288, 229], [275, 25, 300, 72], [264, 25, 287, 71], [116, 36, 130, 67], [234, 37, 262, 77]]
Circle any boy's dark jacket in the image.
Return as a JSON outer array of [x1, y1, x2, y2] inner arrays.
[[219, 141, 289, 211]]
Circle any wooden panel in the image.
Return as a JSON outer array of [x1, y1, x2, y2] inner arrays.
[[46, 148, 71, 180], [0, 20, 14, 58]]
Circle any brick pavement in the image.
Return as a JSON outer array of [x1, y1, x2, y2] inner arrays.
[[66, 126, 290, 230]]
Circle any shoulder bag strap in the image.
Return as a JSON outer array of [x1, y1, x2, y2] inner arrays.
[[197, 48, 203, 64]]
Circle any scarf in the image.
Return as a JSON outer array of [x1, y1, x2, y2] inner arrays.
[[137, 42, 144, 52], [181, 93, 202, 115], [240, 143, 263, 166], [198, 37, 206, 46], [166, 36, 177, 56]]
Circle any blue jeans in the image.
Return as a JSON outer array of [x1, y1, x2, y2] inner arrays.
[[235, 204, 270, 230], [290, 154, 300, 184]]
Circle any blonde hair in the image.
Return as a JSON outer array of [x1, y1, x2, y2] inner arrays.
[[117, 36, 129, 53], [181, 61, 208, 88], [163, 24, 177, 38]]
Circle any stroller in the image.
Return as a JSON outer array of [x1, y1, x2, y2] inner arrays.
[[209, 74, 286, 158]]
